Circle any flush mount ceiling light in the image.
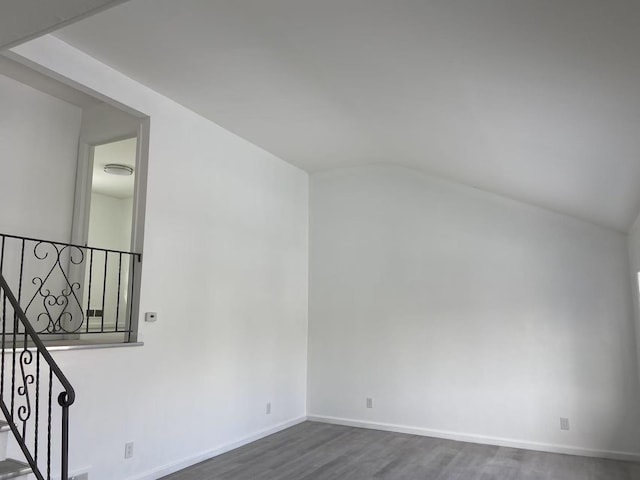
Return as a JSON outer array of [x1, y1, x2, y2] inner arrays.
[[104, 164, 134, 176]]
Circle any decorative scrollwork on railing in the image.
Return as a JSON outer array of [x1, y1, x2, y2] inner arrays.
[[0, 272, 75, 480], [24, 242, 85, 334], [0, 232, 140, 342], [17, 349, 35, 434]]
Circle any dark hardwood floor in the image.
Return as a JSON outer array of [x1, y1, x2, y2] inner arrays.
[[161, 421, 640, 479]]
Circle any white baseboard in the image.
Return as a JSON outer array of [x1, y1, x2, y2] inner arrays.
[[307, 414, 640, 463], [128, 416, 307, 480]]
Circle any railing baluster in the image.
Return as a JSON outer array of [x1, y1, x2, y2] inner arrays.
[[0, 235, 5, 281], [1, 292, 5, 403], [18, 239, 25, 336], [35, 351, 40, 465], [61, 404, 69, 480], [128, 256, 136, 342], [18, 239, 25, 299], [47, 368, 52, 480], [101, 252, 108, 333], [11, 307, 16, 421], [116, 253, 122, 332], [0, 235, 4, 407], [0, 235, 4, 356], [87, 249, 93, 334]]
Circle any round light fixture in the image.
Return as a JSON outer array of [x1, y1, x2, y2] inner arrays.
[[104, 164, 134, 176]]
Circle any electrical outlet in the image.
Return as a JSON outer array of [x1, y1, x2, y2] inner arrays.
[[560, 417, 570, 431], [124, 442, 134, 459], [70, 474, 88, 480], [266, 402, 271, 414], [366, 397, 373, 409]]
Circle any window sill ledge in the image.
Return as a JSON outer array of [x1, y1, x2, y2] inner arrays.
[[45, 341, 144, 352], [2, 341, 144, 353]]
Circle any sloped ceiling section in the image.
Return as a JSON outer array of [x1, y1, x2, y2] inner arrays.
[[53, 0, 640, 231], [0, 0, 129, 50]]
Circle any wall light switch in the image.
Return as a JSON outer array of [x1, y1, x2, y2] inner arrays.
[[145, 312, 157, 322], [125, 442, 134, 459]]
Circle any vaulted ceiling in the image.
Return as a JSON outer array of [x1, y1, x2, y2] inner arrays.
[[47, 1, 640, 231]]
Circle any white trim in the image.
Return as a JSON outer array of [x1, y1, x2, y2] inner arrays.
[[126, 416, 307, 480], [70, 142, 94, 247], [307, 414, 640, 463]]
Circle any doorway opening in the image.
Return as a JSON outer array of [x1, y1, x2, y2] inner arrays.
[[83, 137, 137, 335]]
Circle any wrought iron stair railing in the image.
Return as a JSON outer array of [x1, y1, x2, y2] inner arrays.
[[0, 233, 141, 343], [0, 272, 75, 480]]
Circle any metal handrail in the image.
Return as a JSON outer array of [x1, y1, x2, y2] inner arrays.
[[0, 232, 142, 341], [0, 273, 75, 480], [0, 232, 141, 258]]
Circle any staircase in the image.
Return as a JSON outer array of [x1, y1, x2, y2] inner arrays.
[[0, 231, 142, 480], [0, 421, 30, 479], [0, 273, 75, 480]]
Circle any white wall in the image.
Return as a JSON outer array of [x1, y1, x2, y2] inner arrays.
[[10, 36, 309, 480], [0, 72, 81, 312], [0, 73, 81, 242], [308, 166, 640, 457], [88, 192, 133, 251]]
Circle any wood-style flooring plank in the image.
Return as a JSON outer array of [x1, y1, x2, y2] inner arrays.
[[161, 422, 640, 480]]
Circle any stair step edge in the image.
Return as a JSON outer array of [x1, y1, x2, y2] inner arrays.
[[0, 459, 31, 480]]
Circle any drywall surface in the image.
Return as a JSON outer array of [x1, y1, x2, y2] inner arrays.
[[308, 166, 640, 456], [88, 192, 132, 251], [628, 214, 640, 381], [0, 72, 81, 308], [0, 73, 81, 242], [10, 36, 309, 480]]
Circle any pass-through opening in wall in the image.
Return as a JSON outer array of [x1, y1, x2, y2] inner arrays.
[[0, 51, 149, 345]]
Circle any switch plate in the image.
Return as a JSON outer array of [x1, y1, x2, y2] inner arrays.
[[125, 442, 134, 459], [145, 312, 157, 322], [560, 418, 570, 431], [366, 398, 373, 409], [266, 402, 271, 415]]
